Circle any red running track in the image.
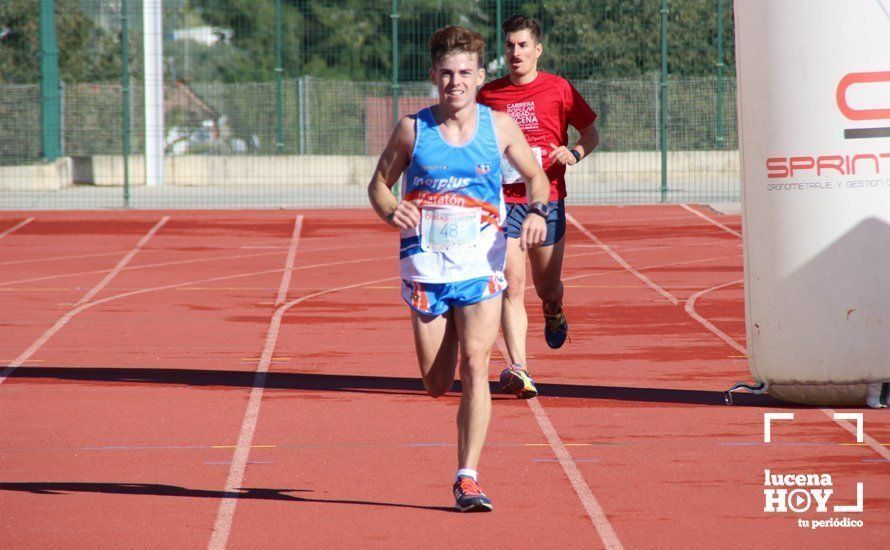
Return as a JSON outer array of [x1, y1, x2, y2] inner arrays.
[[0, 207, 886, 549]]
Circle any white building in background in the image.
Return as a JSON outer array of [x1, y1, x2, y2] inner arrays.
[[172, 26, 233, 47]]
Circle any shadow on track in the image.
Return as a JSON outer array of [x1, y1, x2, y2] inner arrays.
[[7, 366, 789, 407], [0, 482, 455, 512]]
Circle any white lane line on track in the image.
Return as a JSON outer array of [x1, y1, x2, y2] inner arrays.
[[208, 214, 300, 549], [0, 217, 168, 385], [684, 279, 746, 355], [0, 241, 665, 288], [566, 212, 679, 305], [688, 281, 890, 460], [0, 218, 34, 240], [679, 204, 743, 239], [0, 230, 389, 390], [74, 217, 169, 306], [0, 250, 282, 287], [0, 255, 394, 370], [822, 409, 890, 461], [680, 205, 889, 460], [208, 274, 397, 550], [0, 251, 386, 288], [0, 250, 129, 268], [495, 338, 623, 549], [275, 216, 303, 306], [562, 254, 737, 286]]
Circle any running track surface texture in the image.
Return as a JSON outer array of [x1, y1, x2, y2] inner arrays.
[[0, 206, 886, 549]]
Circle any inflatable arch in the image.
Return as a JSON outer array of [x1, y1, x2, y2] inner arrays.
[[734, 0, 890, 406]]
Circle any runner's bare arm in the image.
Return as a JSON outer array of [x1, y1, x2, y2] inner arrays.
[[549, 120, 599, 166], [574, 121, 600, 159], [367, 116, 421, 229], [493, 111, 548, 250]]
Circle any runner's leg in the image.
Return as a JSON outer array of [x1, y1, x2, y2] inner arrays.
[[501, 236, 528, 366], [529, 235, 566, 313], [453, 295, 501, 470], [410, 310, 459, 397]]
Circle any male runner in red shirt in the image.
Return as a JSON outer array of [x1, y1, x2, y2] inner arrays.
[[478, 14, 599, 398]]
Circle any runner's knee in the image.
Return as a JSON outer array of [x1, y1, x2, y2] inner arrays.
[[422, 374, 452, 398], [503, 270, 526, 301], [504, 281, 525, 302], [460, 356, 491, 386]]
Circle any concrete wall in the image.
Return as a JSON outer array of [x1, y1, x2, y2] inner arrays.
[[73, 155, 379, 187], [0, 158, 73, 190], [566, 150, 740, 186], [3, 151, 739, 190]]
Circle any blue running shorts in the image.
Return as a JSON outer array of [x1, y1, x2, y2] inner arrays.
[[401, 274, 507, 317]]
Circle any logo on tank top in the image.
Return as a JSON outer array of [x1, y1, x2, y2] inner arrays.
[[476, 163, 491, 175], [412, 175, 470, 191], [507, 101, 539, 130]]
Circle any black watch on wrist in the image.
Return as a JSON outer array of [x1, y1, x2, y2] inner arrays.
[[570, 149, 582, 163], [528, 201, 550, 219]]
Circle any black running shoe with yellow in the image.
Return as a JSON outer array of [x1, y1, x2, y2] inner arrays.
[[499, 365, 538, 399], [543, 302, 568, 349], [453, 476, 493, 512]]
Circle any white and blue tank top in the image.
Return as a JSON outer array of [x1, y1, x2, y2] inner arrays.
[[400, 104, 507, 283]]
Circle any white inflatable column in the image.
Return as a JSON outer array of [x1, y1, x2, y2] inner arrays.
[[735, 0, 890, 406]]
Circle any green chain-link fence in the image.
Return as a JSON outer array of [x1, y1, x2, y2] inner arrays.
[[0, 0, 738, 209]]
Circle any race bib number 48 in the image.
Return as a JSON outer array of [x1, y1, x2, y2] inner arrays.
[[420, 207, 481, 252], [501, 146, 543, 185]]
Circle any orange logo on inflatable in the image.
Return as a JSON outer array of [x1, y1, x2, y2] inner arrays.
[[836, 71, 890, 121]]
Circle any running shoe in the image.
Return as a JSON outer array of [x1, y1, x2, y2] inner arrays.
[[453, 476, 493, 512], [499, 365, 538, 399], [543, 302, 568, 349]]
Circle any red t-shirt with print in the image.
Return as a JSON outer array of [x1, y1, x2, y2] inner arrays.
[[478, 71, 597, 203]]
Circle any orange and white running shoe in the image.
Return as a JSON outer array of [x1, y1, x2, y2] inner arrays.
[[453, 476, 493, 512], [499, 364, 538, 399]]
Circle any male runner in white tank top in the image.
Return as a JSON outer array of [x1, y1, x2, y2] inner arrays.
[[368, 26, 549, 512]]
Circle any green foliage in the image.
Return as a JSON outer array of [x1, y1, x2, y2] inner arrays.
[[0, 0, 738, 164], [0, 0, 123, 83], [513, 0, 734, 78], [1, 0, 735, 84]]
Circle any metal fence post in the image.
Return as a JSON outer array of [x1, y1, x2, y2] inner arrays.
[[654, 73, 660, 152], [275, 0, 284, 153], [39, 0, 61, 161], [305, 76, 312, 155], [122, 0, 131, 207], [496, 0, 503, 76], [716, 0, 725, 148], [59, 80, 65, 156], [660, 0, 668, 202], [391, 0, 400, 130], [297, 77, 304, 155], [391, 0, 400, 195]]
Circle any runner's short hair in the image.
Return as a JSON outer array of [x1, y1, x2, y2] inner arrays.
[[502, 15, 542, 42], [429, 26, 485, 68]]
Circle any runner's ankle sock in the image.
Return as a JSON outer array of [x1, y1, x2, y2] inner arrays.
[[456, 468, 478, 481]]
